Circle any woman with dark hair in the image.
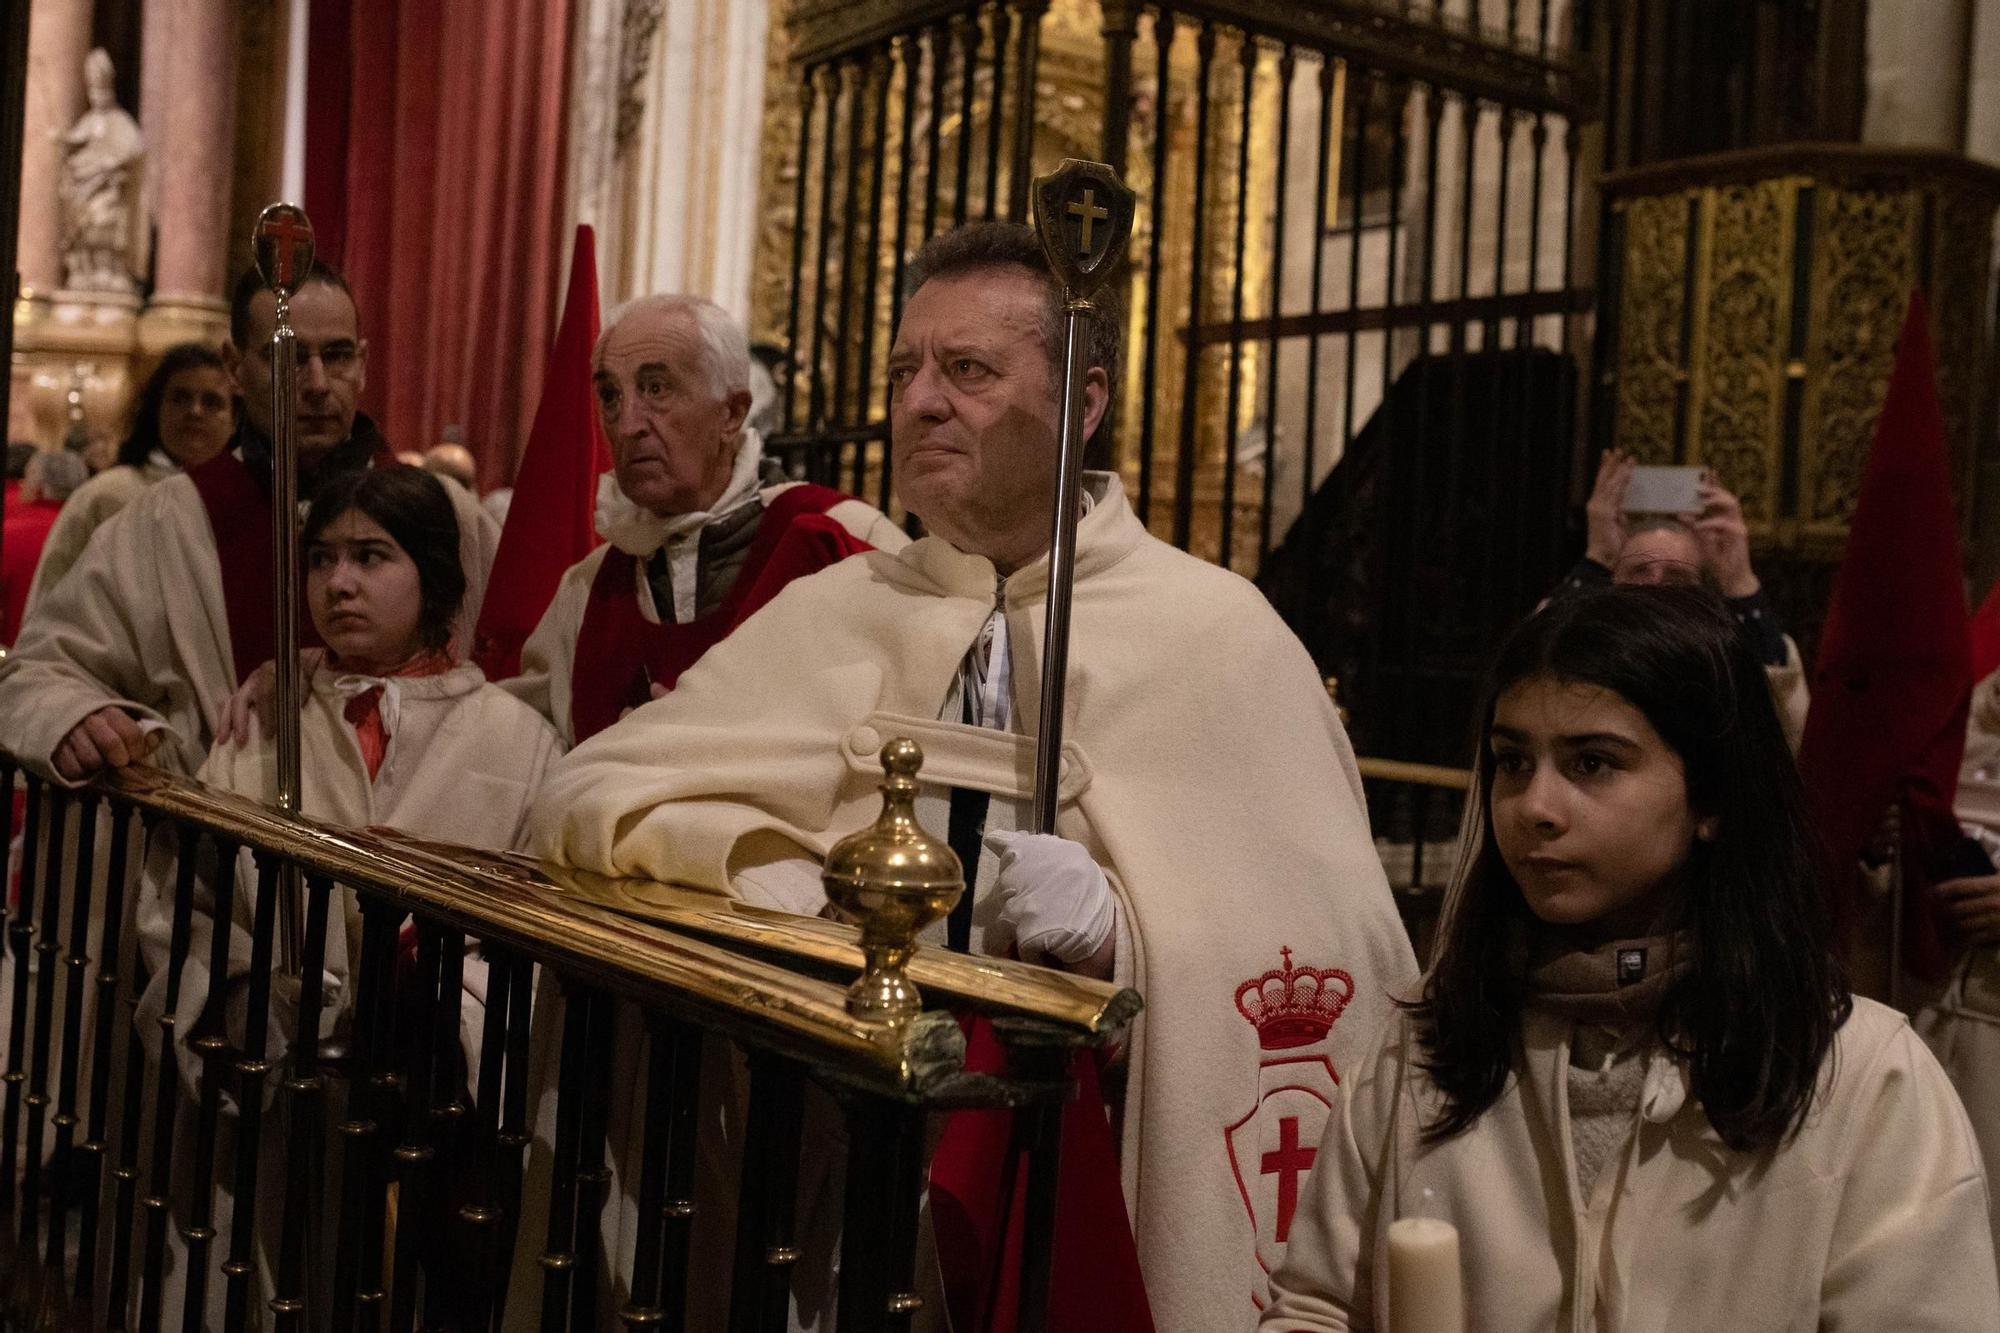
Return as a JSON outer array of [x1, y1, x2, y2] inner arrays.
[[1264, 585, 1998, 1331], [133, 465, 558, 1318], [25, 342, 236, 610]]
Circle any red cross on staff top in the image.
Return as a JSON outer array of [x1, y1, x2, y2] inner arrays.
[[258, 207, 314, 290]]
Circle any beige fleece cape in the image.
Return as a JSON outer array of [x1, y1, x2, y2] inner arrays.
[[0, 465, 498, 781], [534, 473, 1419, 1330]]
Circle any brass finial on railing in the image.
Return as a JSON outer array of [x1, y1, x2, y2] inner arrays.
[[822, 739, 963, 1024]]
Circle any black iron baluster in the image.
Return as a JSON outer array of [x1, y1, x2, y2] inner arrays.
[[1558, 116, 1581, 534], [952, 14, 981, 229], [538, 980, 594, 1330], [19, 786, 73, 1267], [1099, 0, 1137, 174], [1300, 56, 1335, 517], [1219, 31, 1256, 571], [1013, 1070, 1069, 1333], [622, 1019, 676, 1332], [1258, 43, 1293, 565], [1341, 73, 1370, 463], [833, 59, 867, 437], [386, 920, 442, 1332], [458, 943, 514, 1331], [1172, 21, 1216, 553], [656, 1020, 703, 1331], [181, 837, 244, 1324], [1136, 8, 1176, 525], [1442, 94, 1477, 572], [221, 853, 283, 1332], [494, 953, 535, 1270], [727, 1055, 806, 1333], [419, 926, 469, 1332], [270, 873, 332, 1331], [333, 896, 403, 1330], [834, 1098, 927, 1333], [1360, 79, 1409, 747], [857, 48, 894, 434], [1009, 2, 1047, 220], [783, 65, 818, 437], [75, 798, 133, 1308], [1487, 97, 1516, 625], [923, 23, 949, 240], [984, 5, 1011, 220], [567, 989, 618, 1333], [808, 63, 842, 437], [46, 790, 100, 1284], [888, 35, 920, 334], [138, 825, 203, 1331], [105, 813, 161, 1330], [1517, 104, 1550, 611]]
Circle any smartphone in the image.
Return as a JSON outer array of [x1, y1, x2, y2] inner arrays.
[[1623, 465, 1703, 515], [1931, 833, 1997, 883]]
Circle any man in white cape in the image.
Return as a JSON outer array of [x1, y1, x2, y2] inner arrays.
[[531, 222, 1419, 1329], [0, 261, 497, 784]]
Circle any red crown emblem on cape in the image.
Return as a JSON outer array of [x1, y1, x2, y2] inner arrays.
[[1235, 947, 1355, 1051]]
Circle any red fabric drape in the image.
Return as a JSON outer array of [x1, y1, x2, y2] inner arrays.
[[1798, 294, 1973, 984], [303, 0, 573, 488]]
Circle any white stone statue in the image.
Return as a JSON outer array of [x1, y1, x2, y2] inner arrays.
[[60, 48, 147, 296]]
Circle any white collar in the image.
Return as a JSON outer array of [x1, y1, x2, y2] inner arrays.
[[594, 427, 766, 557]]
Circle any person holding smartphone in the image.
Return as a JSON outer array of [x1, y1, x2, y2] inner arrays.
[[1549, 447, 1808, 746]]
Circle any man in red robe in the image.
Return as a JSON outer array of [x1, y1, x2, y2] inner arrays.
[[502, 293, 903, 746], [0, 262, 495, 782]]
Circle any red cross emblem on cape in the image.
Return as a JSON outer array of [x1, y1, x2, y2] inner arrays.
[[1225, 947, 1355, 1313]]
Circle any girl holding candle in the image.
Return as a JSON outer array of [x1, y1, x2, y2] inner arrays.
[[1262, 585, 1999, 1332]]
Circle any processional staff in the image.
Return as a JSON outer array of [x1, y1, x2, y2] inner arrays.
[[1028, 160, 1134, 833], [251, 202, 315, 974]]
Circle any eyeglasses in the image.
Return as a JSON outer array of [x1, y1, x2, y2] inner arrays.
[[258, 341, 363, 379]]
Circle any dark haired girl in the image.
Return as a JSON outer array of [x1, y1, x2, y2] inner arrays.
[[26, 341, 235, 608], [134, 465, 558, 1317], [1264, 585, 1998, 1331]]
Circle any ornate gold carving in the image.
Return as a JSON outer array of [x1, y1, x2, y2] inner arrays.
[[1608, 149, 2000, 563], [1611, 193, 1688, 465], [1799, 185, 1916, 537], [1685, 179, 1791, 524]]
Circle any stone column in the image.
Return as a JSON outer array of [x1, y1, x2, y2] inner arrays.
[[18, 0, 94, 301], [138, 0, 240, 352], [1864, 0, 1975, 150]]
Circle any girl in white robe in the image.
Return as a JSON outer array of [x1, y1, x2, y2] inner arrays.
[[132, 463, 560, 1327], [24, 342, 236, 615], [1264, 585, 1999, 1333]]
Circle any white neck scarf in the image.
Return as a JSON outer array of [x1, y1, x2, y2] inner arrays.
[[594, 427, 767, 557]]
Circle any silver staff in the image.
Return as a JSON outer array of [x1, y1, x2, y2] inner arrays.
[[1028, 161, 1134, 833], [252, 202, 315, 973]]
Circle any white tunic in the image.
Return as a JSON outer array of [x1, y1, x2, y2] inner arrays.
[[131, 662, 560, 1322], [1264, 999, 1999, 1332]]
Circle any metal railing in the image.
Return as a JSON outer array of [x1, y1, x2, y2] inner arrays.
[[764, 0, 1595, 765], [1357, 755, 1470, 962], [0, 753, 1135, 1330]]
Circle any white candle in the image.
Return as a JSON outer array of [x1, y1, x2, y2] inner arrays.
[[1387, 1216, 1464, 1333]]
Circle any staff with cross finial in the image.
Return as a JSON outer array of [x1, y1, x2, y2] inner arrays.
[[252, 202, 316, 973], [1029, 161, 1134, 833]]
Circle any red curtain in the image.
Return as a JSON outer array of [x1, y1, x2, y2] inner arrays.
[[303, 0, 574, 489]]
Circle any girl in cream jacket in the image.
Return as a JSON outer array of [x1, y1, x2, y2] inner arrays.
[[1263, 585, 1999, 1332]]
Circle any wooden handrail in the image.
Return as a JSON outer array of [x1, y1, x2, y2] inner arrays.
[[1355, 756, 1474, 791]]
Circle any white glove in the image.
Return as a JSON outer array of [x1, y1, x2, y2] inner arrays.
[[982, 831, 1116, 965]]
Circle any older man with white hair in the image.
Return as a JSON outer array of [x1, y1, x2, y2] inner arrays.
[[504, 293, 905, 745]]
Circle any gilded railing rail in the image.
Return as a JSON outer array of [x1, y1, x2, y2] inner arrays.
[[0, 754, 1136, 1331]]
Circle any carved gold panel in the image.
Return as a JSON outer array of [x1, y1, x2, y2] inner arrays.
[[1603, 146, 2000, 562]]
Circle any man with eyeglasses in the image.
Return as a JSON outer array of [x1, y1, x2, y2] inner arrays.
[[0, 261, 497, 783]]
